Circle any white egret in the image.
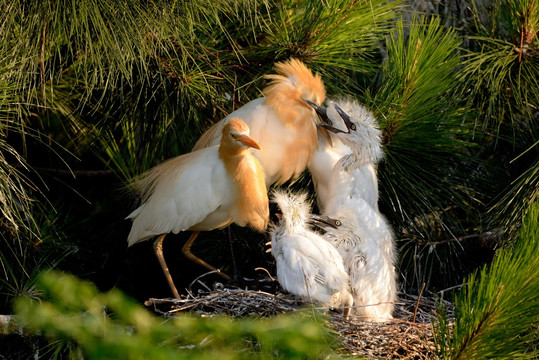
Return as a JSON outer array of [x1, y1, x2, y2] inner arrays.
[[312, 199, 396, 322], [308, 100, 397, 321], [308, 98, 383, 213]]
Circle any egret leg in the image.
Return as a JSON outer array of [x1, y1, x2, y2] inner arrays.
[[227, 226, 241, 283], [182, 231, 231, 281], [342, 292, 353, 320], [153, 234, 181, 299], [342, 305, 350, 320]]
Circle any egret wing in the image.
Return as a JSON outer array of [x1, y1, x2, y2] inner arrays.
[[127, 147, 233, 246]]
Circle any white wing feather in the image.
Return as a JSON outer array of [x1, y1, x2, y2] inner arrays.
[[272, 232, 349, 304], [126, 147, 234, 246]]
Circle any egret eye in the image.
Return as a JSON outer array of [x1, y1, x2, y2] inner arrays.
[[327, 120, 333, 126], [335, 220, 342, 226], [350, 124, 357, 131]]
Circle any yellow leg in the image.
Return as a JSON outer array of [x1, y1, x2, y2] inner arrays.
[[153, 234, 181, 299], [182, 231, 231, 281]]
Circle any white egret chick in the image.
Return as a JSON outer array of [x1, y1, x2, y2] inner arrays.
[[309, 103, 397, 322], [307, 98, 383, 213], [312, 199, 396, 322], [269, 189, 353, 317]]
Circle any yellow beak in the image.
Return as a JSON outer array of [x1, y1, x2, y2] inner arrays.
[[238, 134, 262, 150]]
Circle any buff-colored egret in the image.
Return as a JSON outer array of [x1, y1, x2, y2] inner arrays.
[[126, 118, 269, 298], [193, 59, 327, 187]]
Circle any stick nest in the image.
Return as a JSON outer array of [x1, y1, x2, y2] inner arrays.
[[145, 275, 453, 359]]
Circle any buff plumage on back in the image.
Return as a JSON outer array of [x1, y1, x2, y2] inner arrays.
[[191, 59, 326, 186], [262, 59, 326, 184]]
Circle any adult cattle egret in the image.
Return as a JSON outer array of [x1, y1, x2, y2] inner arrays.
[[193, 59, 326, 186], [312, 199, 396, 322], [269, 189, 353, 317], [308, 99, 383, 213], [127, 118, 269, 298]]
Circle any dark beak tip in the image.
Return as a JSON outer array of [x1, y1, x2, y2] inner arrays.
[[333, 104, 354, 131], [303, 98, 316, 107]]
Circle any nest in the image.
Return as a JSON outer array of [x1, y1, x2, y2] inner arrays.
[[330, 292, 453, 359], [144, 275, 453, 359]]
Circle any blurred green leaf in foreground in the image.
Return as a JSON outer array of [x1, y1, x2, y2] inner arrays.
[[14, 271, 339, 360]]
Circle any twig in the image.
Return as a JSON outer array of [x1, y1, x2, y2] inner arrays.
[[413, 283, 426, 323], [415, 231, 498, 246], [189, 270, 221, 292], [254, 267, 276, 282]]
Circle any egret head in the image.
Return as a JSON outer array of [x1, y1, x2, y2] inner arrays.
[[223, 118, 261, 150], [311, 207, 362, 250], [306, 99, 384, 170], [271, 189, 312, 233]]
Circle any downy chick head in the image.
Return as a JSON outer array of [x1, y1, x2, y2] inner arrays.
[[307, 98, 384, 171], [311, 206, 362, 252], [271, 189, 313, 234]]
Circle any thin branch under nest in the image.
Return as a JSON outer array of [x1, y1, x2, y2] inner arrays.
[[144, 274, 453, 359]]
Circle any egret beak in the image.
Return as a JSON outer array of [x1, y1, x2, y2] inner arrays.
[[303, 99, 329, 123], [238, 134, 262, 150], [303, 99, 334, 146], [315, 104, 357, 134], [309, 214, 342, 229], [333, 104, 356, 132], [316, 122, 348, 134]]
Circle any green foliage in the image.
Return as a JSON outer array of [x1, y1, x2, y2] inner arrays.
[[434, 201, 539, 359], [1, 1, 538, 357], [15, 271, 338, 360], [261, 0, 397, 88], [374, 16, 467, 225], [365, 16, 476, 289], [457, 0, 539, 240]]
